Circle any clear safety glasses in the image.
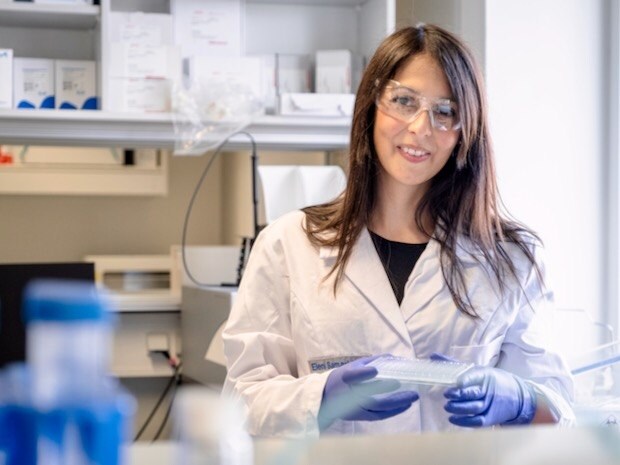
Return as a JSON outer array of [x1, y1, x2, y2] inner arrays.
[[376, 80, 462, 132]]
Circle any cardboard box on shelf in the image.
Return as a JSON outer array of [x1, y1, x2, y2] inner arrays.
[[55, 60, 97, 110], [0, 49, 12, 110], [13, 58, 55, 109], [315, 49, 352, 94]]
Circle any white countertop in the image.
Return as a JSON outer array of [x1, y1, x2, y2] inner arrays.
[[129, 425, 620, 465]]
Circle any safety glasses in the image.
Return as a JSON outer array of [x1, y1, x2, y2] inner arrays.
[[376, 80, 461, 132]]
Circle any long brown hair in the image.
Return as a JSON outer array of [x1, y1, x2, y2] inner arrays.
[[303, 24, 540, 318]]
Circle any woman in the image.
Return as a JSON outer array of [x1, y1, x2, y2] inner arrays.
[[222, 24, 574, 437]]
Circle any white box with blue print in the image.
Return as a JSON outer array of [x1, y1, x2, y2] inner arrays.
[[13, 58, 55, 109], [55, 60, 98, 110], [0, 49, 12, 109]]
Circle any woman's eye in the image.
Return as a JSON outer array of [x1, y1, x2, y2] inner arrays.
[[391, 95, 418, 109], [434, 104, 456, 119]]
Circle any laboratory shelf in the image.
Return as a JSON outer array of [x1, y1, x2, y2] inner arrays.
[[112, 367, 175, 378], [0, 110, 351, 151], [248, 0, 368, 5], [0, 2, 100, 30]]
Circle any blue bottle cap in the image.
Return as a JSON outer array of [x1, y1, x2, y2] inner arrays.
[[23, 279, 112, 323]]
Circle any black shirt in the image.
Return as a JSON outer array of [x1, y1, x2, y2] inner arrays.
[[369, 230, 428, 306]]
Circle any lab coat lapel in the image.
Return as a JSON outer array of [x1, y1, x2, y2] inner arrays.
[[400, 234, 486, 322], [400, 239, 445, 322], [320, 229, 412, 347]]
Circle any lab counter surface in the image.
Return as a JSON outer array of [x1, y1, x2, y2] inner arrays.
[[129, 425, 620, 465]]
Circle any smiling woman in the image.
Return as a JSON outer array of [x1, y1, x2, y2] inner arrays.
[[222, 23, 575, 438], [373, 54, 460, 200]]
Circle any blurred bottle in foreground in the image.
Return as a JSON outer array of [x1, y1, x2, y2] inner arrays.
[[0, 279, 136, 465], [173, 386, 253, 465]]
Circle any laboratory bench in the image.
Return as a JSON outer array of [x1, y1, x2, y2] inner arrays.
[[129, 424, 620, 465]]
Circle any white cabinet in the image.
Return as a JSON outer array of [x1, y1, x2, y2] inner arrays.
[[0, 0, 399, 151]]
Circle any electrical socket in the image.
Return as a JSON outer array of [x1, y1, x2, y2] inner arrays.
[[146, 332, 170, 352]]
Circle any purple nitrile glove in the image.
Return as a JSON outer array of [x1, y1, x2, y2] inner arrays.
[[317, 355, 419, 430], [430, 352, 459, 363], [431, 352, 537, 427], [443, 365, 537, 427]]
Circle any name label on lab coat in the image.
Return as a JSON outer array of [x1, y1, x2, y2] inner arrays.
[[308, 355, 367, 373]]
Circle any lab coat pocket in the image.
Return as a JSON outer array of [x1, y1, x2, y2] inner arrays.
[[447, 336, 504, 366]]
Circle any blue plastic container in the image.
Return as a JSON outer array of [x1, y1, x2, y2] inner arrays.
[[0, 279, 135, 465]]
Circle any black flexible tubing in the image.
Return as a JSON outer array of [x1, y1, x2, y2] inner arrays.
[[181, 131, 257, 288], [133, 362, 181, 441], [151, 370, 182, 442]]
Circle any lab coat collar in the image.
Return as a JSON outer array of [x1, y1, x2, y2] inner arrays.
[[318, 229, 413, 349], [317, 226, 487, 335], [318, 225, 485, 267]]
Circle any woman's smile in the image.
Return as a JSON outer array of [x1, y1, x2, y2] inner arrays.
[[398, 144, 431, 163]]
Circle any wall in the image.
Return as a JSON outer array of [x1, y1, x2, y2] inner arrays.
[[412, 0, 486, 68], [412, 1, 608, 330], [609, 0, 620, 334], [0, 154, 223, 262], [485, 0, 606, 324]]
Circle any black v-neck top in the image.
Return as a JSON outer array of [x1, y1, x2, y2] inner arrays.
[[369, 230, 428, 306]]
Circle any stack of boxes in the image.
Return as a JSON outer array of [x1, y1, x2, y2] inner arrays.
[[0, 50, 97, 111], [172, 0, 266, 113], [0, 0, 360, 116], [278, 49, 358, 117]]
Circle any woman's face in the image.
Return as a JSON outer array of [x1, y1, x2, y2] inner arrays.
[[373, 53, 460, 196]]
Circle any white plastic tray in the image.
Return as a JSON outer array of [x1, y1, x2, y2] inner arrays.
[[367, 356, 473, 386]]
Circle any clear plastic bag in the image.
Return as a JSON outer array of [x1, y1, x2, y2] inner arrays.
[[172, 79, 265, 156]]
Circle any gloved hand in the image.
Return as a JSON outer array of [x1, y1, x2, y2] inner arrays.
[[430, 352, 459, 363], [443, 366, 537, 427], [317, 355, 419, 430]]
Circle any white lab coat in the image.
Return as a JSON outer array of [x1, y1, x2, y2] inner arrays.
[[222, 210, 575, 437]]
